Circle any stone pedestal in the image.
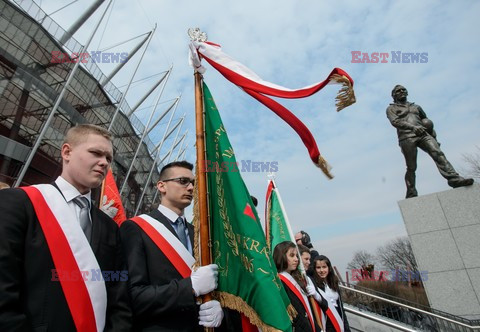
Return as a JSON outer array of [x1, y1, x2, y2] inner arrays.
[[398, 183, 480, 320]]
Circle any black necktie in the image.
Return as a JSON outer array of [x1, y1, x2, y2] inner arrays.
[[176, 217, 189, 249], [73, 196, 91, 241]]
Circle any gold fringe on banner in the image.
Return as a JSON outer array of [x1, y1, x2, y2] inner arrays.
[[192, 163, 201, 269], [316, 155, 334, 179], [329, 74, 356, 112], [215, 291, 296, 332]]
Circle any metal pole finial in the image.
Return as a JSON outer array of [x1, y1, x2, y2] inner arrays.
[[188, 28, 207, 42]]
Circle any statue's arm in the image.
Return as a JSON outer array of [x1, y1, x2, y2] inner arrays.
[[386, 106, 426, 135], [386, 107, 414, 130], [417, 105, 428, 120], [417, 105, 438, 140]]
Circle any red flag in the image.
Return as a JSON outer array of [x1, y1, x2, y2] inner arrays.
[[100, 169, 127, 225]]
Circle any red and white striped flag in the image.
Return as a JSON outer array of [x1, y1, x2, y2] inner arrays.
[[190, 40, 356, 178]]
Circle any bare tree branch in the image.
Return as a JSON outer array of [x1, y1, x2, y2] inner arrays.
[[376, 236, 418, 273], [461, 145, 480, 179], [347, 250, 376, 271]]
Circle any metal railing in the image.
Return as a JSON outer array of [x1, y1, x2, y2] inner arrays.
[[340, 284, 480, 331], [345, 305, 417, 332]]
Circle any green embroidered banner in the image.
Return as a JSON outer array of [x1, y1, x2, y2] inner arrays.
[[203, 82, 293, 332], [265, 180, 293, 252]]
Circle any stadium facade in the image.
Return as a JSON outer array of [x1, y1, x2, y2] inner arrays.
[[0, 0, 180, 216]]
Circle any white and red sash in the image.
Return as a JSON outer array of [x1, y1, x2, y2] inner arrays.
[[279, 272, 315, 332], [130, 214, 195, 277], [22, 185, 107, 332], [317, 285, 344, 332]]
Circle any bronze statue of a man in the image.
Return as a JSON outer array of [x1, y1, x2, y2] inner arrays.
[[386, 85, 474, 198]]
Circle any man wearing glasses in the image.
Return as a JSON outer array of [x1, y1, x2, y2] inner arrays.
[[120, 161, 223, 330]]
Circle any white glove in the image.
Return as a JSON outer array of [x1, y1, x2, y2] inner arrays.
[[198, 300, 224, 328], [191, 264, 218, 296], [306, 278, 322, 302]]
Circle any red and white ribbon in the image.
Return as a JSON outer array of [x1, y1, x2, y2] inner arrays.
[[189, 41, 356, 178]]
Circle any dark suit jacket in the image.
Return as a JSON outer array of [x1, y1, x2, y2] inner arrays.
[[0, 186, 132, 332], [120, 209, 200, 332]]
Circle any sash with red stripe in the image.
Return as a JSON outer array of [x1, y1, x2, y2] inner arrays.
[[310, 298, 326, 330], [130, 214, 194, 277], [22, 185, 106, 332], [279, 272, 315, 332], [317, 286, 344, 332]]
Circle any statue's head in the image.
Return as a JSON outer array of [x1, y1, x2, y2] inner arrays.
[[392, 85, 408, 102]]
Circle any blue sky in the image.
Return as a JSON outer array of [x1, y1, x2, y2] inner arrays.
[[37, 0, 480, 276]]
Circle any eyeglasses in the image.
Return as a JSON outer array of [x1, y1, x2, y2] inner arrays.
[[162, 177, 195, 187]]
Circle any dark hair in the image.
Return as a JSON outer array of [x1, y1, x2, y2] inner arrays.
[[159, 161, 194, 180], [297, 244, 310, 256], [312, 255, 339, 292], [273, 241, 306, 292], [299, 230, 313, 249], [250, 195, 258, 207]]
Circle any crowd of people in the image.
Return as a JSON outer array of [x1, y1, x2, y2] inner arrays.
[[0, 124, 350, 331], [291, 232, 351, 332]]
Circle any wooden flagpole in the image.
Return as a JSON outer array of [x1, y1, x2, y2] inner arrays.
[[194, 68, 214, 332], [190, 27, 213, 332], [194, 71, 214, 324], [194, 71, 211, 268]]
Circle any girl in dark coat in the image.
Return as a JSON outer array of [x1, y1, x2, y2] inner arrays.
[[312, 255, 351, 332], [273, 241, 321, 332]]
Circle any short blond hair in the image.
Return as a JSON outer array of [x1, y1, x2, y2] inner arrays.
[[0, 182, 10, 190], [63, 124, 112, 146]]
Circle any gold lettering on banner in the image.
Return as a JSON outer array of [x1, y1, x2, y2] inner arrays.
[[273, 211, 287, 240], [213, 124, 226, 143], [222, 147, 234, 159], [259, 246, 270, 259], [213, 123, 274, 276], [242, 235, 249, 250], [240, 253, 253, 272], [216, 166, 239, 257], [250, 239, 261, 252], [214, 241, 229, 277], [257, 268, 282, 290]]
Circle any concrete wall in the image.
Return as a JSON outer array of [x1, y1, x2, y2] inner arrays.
[[398, 183, 480, 320]]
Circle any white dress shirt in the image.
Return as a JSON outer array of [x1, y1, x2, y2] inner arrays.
[[324, 283, 339, 307], [55, 176, 92, 226], [157, 204, 192, 254]]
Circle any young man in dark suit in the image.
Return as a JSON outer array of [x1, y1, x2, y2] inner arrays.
[[120, 160, 224, 331], [0, 124, 132, 331]]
